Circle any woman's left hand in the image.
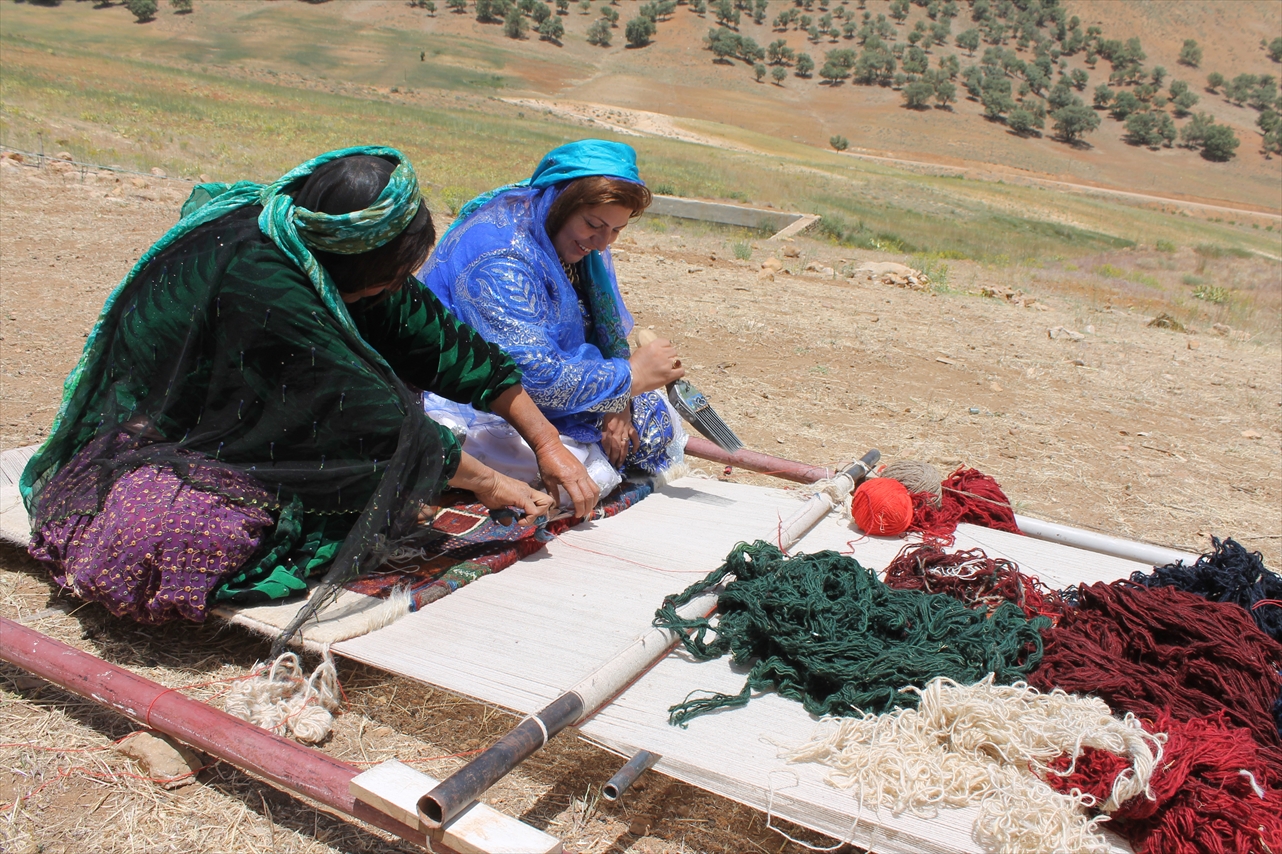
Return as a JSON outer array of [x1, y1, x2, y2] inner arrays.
[[534, 442, 600, 519], [600, 405, 639, 469]]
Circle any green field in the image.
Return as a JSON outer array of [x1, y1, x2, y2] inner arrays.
[[2, 2, 1278, 269]]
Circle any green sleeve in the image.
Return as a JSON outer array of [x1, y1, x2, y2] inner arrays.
[[351, 279, 523, 413]]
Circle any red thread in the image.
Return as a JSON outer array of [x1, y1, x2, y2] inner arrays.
[[1045, 712, 1282, 854], [882, 543, 1065, 623], [1030, 582, 1282, 777], [908, 466, 1019, 545]]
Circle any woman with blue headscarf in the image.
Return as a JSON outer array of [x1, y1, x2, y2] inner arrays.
[[22, 147, 597, 635], [420, 140, 687, 502]]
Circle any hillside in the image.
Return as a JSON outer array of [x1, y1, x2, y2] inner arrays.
[[4, 0, 1276, 211]]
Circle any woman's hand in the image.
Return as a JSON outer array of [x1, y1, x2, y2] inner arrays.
[[448, 453, 556, 527], [533, 441, 600, 519], [600, 404, 640, 469], [629, 337, 685, 395], [488, 384, 597, 517]]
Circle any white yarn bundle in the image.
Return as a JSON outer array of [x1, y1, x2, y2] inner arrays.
[[785, 676, 1163, 854], [224, 647, 342, 744]]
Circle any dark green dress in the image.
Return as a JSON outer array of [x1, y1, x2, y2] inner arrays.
[[27, 206, 521, 607]]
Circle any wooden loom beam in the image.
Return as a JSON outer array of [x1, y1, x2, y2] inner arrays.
[[0, 617, 561, 854]]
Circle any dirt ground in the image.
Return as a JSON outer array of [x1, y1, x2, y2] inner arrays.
[[1, 161, 1280, 854]]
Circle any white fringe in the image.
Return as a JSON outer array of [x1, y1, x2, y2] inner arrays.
[[224, 646, 343, 744], [784, 676, 1164, 854]]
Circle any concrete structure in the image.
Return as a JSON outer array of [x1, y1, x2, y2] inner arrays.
[[648, 195, 819, 241]]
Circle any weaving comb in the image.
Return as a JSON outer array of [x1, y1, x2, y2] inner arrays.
[[636, 329, 743, 452]]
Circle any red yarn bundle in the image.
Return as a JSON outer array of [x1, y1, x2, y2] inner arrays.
[[1045, 712, 1282, 854], [1030, 582, 1282, 776], [852, 478, 913, 536], [882, 542, 1066, 623], [908, 466, 1019, 545]]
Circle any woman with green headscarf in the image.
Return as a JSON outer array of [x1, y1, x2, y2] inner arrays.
[[22, 147, 598, 630]]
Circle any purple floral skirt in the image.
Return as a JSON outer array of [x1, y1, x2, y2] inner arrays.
[[30, 442, 274, 624]]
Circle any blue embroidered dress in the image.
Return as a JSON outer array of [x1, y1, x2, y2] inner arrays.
[[418, 141, 684, 487]]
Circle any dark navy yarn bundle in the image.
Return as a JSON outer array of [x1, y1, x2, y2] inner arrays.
[[1131, 537, 1282, 643]]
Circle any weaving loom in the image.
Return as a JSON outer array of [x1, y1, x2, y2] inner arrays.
[[0, 445, 1195, 852]]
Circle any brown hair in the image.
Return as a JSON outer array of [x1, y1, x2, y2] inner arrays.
[[543, 175, 652, 242]]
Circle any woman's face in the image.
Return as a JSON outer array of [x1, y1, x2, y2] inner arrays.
[[552, 203, 633, 265]]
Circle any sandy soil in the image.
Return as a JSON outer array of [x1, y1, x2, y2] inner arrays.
[[2, 161, 1280, 853]]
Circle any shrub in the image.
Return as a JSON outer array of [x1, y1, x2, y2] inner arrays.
[[1179, 39, 1202, 68], [625, 16, 655, 47], [587, 17, 611, 45], [902, 80, 935, 108], [830, 134, 849, 151], [1050, 103, 1100, 142], [1200, 123, 1240, 161], [1192, 283, 1231, 304], [537, 15, 564, 42], [1155, 239, 1176, 252], [731, 240, 752, 260], [124, 0, 158, 21], [504, 8, 528, 38]]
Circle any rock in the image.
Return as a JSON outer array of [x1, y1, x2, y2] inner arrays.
[[115, 731, 203, 789], [628, 816, 655, 836], [1241, 430, 1262, 440], [857, 261, 915, 278], [804, 261, 824, 272], [1148, 313, 1185, 332], [1187, 339, 1200, 350], [54, 151, 73, 161], [1047, 326, 1085, 341], [781, 244, 801, 258], [1, 151, 24, 162], [149, 167, 165, 177], [1210, 323, 1232, 336], [199, 173, 212, 183], [130, 177, 147, 189], [611, 249, 628, 261], [760, 256, 784, 272], [756, 271, 775, 282], [1, 157, 21, 169]]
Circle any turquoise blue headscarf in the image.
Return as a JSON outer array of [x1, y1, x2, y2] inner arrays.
[[22, 145, 424, 505], [450, 138, 642, 226]]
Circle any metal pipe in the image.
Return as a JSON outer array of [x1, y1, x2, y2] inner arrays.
[[0, 618, 435, 851], [1013, 514, 1196, 566], [601, 750, 660, 801], [687, 441, 1196, 567], [418, 691, 582, 828], [684, 436, 833, 484], [416, 455, 872, 829]]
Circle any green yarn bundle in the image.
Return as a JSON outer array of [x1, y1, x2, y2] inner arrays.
[[654, 541, 1051, 727]]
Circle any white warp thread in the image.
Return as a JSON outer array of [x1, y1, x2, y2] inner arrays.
[[784, 676, 1164, 854], [224, 647, 342, 744]]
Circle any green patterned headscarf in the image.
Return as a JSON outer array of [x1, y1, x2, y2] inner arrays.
[[21, 145, 423, 505]]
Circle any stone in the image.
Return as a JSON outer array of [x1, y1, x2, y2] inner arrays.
[[760, 256, 784, 272], [781, 244, 801, 258], [1187, 339, 1200, 350], [1047, 326, 1085, 341], [54, 151, 73, 161], [1210, 323, 1232, 336], [1, 151, 24, 162], [1241, 430, 1262, 440], [114, 731, 203, 789]]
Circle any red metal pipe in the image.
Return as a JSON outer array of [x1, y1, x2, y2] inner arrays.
[[684, 436, 832, 484], [0, 617, 438, 851]]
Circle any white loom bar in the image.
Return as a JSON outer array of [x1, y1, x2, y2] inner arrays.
[[570, 482, 852, 719], [1013, 514, 1197, 568]]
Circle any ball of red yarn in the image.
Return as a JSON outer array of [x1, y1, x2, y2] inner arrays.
[[852, 478, 913, 536]]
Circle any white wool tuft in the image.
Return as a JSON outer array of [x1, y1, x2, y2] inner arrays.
[[223, 646, 343, 744], [784, 676, 1163, 854]]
